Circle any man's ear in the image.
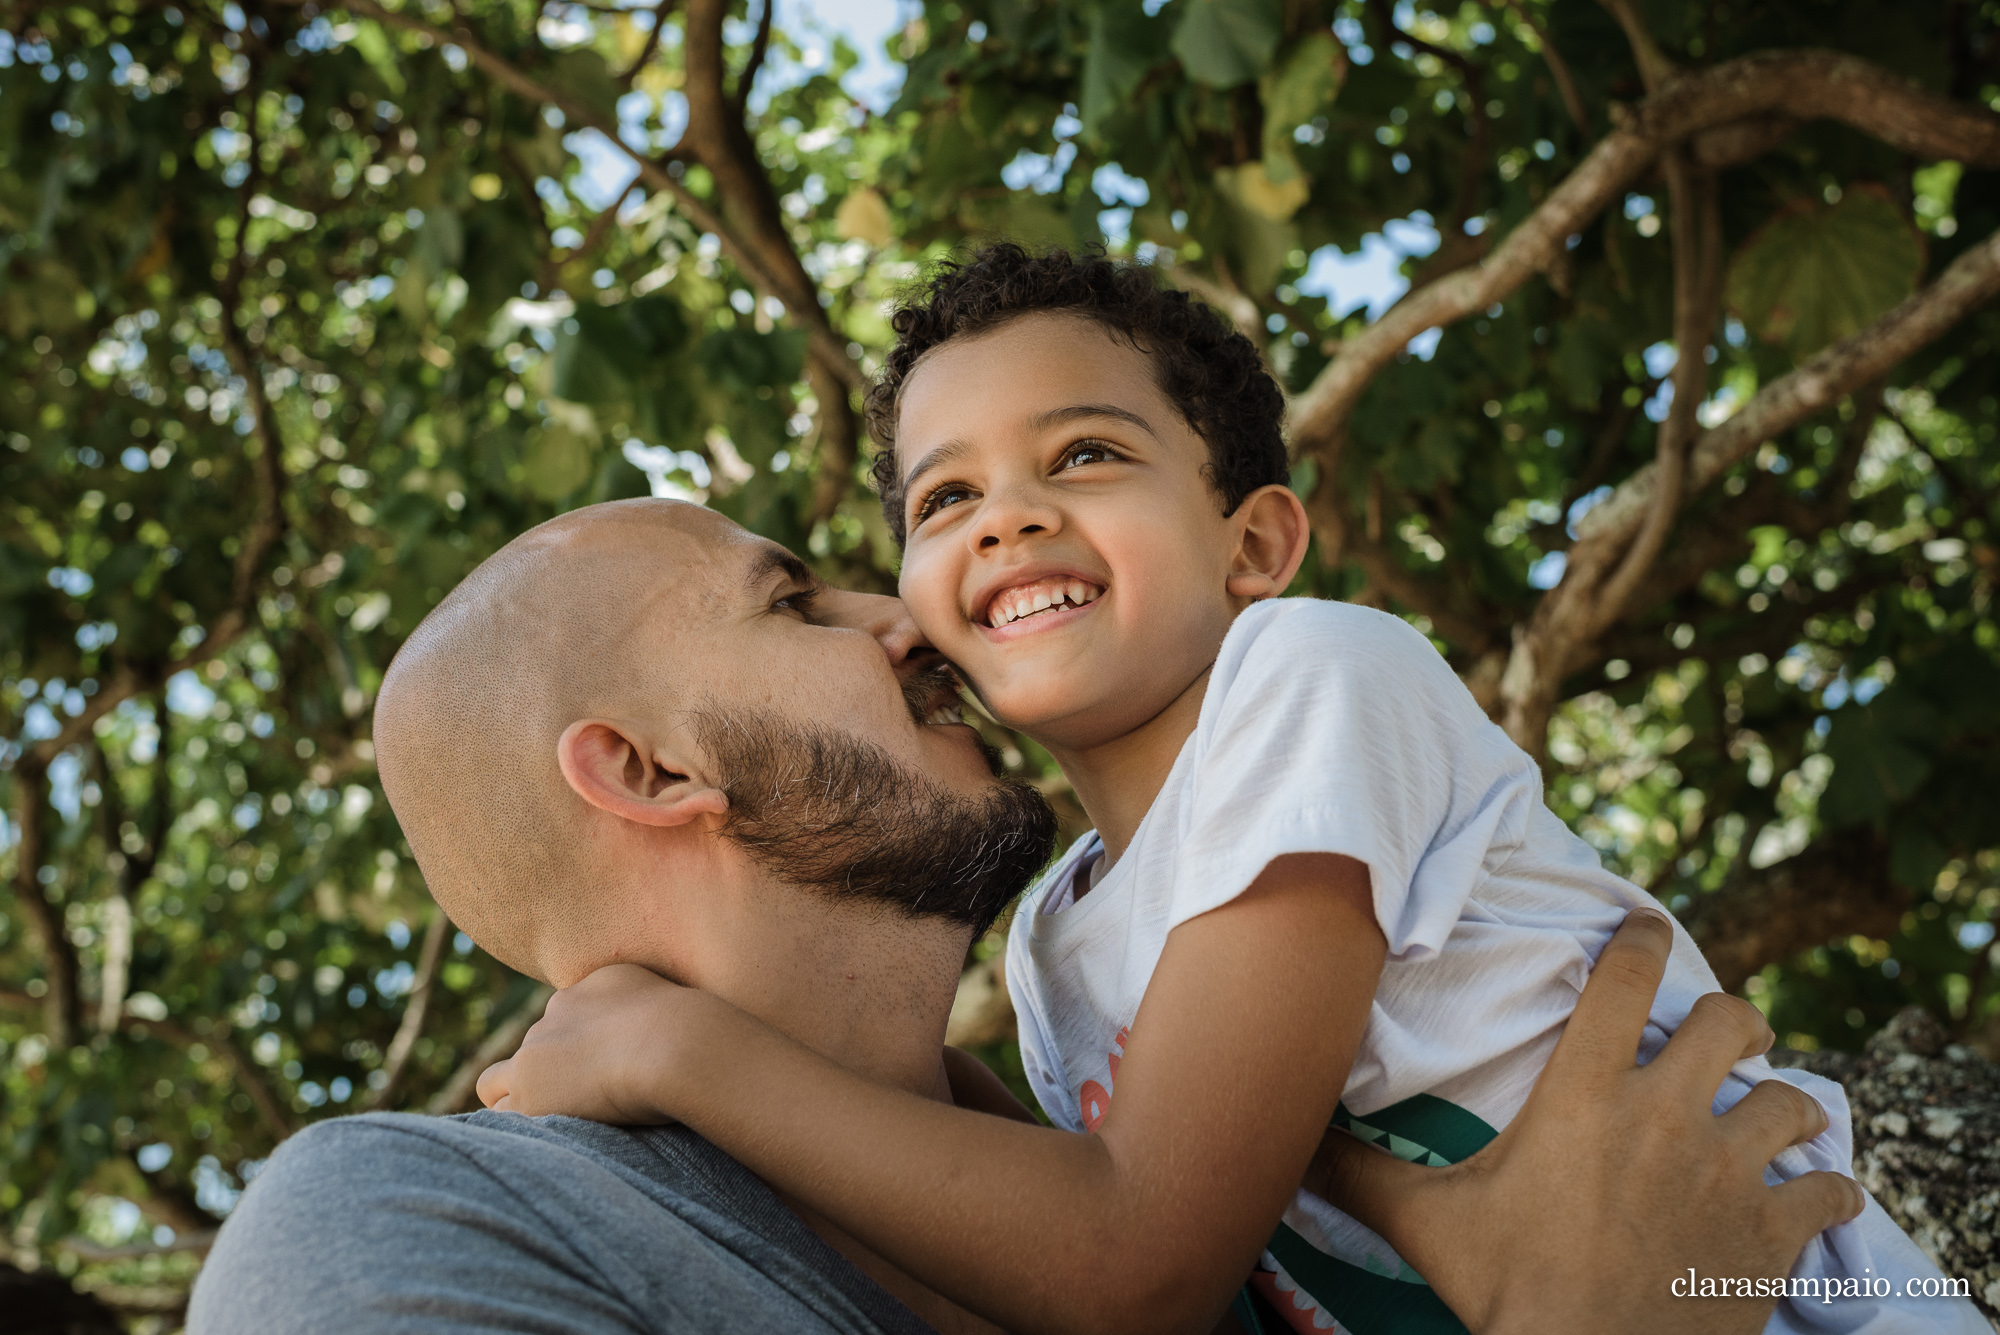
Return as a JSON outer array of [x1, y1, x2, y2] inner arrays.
[[557, 720, 730, 828], [1225, 483, 1311, 601]]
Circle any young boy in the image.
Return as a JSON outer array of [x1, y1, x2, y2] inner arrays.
[[483, 247, 1978, 1334]]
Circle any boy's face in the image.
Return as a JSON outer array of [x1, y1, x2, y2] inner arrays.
[[894, 312, 1245, 753]]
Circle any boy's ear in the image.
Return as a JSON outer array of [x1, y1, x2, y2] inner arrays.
[[557, 720, 730, 828], [1225, 484, 1312, 601]]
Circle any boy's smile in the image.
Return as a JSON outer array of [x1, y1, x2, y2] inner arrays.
[[893, 311, 1250, 757], [973, 568, 1104, 633]]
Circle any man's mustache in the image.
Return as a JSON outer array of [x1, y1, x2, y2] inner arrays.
[[901, 664, 965, 724], [901, 664, 1006, 777]]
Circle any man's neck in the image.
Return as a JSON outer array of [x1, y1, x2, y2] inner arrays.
[[658, 864, 970, 1100], [619, 857, 1000, 1331]]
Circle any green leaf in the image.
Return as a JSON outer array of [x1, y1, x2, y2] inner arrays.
[[1890, 826, 1949, 894], [544, 49, 621, 123], [521, 422, 600, 501], [552, 296, 693, 404], [1725, 186, 1926, 360], [1818, 695, 1939, 828], [1081, 0, 1170, 134], [1170, 0, 1282, 88], [1259, 33, 1344, 185], [348, 19, 406, 95]]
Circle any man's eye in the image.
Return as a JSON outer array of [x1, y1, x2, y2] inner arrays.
[[774, 590, 818, 618]]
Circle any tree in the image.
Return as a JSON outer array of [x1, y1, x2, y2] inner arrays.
[[3, 0, 1998, 1315]]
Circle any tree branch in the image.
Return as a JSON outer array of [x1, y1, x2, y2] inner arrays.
[[92, 715, 168, 1036], [1595, 0, 1675, 92], [1368, 0, 1487, 235], [1501, 0, 1588, 134], [8, 101, 296, 1048], [618, 0, 674, 88], [213, 117, 286, 639], [291, 0, 864, 394], [7, 770, 80, 1050], [680, 0, 863, 523], [1343, 533, 1497, 654], [1286, 49, 2000, 477], [58, 1231, 217, 1262], [1572, 231, 2000, 559], [144, 1014, 296, 1145], [0, 988, 294, 1144], [1590, 152, 1721, 632], [362, 908, 451, 1111], [425, 985, 554, 1115], [1499, 226, 2000, 752], [1683, 829, 1904, 993], [733, 0, 774, 119]]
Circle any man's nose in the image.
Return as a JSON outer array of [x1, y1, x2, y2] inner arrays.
[[813, 586, 941, 678]]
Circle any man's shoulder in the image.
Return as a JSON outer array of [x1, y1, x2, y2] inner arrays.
[[214, 1108, 766, 1246], [191, 1111, 929, 1335], [235, 1108, 621, 1198]]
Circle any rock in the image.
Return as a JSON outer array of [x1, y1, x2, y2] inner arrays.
[[1770, 1007, 2000, 1323]]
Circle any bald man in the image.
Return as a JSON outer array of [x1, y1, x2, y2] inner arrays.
[[189, 501, 1856, 1335]]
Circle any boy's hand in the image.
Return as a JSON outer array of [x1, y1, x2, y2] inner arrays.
[[476, 963, 691, 1125], [1310, 908, 1864, 1335]]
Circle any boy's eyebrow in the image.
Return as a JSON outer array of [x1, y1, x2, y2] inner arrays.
[[900, 404, 1159, 494], [1025, 403, 1159, 439], [900, 438, 968, 493]]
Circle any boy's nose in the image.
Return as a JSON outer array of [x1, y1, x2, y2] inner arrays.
[[812, 586, 943, 679], [972, 488, 1062, 552]]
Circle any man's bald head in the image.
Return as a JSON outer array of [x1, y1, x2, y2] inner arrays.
[[377, 498, 1054, 986], [375, 499, 740, 977]]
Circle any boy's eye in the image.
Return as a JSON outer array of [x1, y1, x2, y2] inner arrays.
[[913, 483, 976, 524], [1059, 441, 1121, 470]]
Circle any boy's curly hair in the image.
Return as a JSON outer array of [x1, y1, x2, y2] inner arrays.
[[863, 244, 1289, 543]]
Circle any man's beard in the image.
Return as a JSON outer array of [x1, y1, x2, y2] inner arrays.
[[691, 680, 1058, 935]]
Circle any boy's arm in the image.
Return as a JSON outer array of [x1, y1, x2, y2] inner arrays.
[[484, 852, 1384, 1335], [940, 1046, 1040, 1124]]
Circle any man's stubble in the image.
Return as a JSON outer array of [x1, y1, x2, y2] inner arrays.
[[692, 678, 1058, 935]]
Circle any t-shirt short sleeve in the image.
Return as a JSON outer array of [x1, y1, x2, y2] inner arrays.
[[1169, 600, 1540, 959], [188, 1113, 908, 1335]]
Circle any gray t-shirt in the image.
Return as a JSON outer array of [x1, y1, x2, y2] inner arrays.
[[188, 1110, 935, 1334]]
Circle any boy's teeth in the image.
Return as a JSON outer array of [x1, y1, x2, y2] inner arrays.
[[986, 578, 1104, 627]]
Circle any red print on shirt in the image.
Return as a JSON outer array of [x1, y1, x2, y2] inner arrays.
[[1078, 1025, 1131, 1131]]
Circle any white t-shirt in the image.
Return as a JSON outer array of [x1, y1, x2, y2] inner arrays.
[[1006, 599, 1981, 1335]]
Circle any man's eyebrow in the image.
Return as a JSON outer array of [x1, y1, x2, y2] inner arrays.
[[743, 544, 817, 595]]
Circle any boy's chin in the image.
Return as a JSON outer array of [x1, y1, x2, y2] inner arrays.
[[983, 690, 1125, 748]]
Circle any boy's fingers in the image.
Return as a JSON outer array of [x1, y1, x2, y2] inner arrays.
[[1551, 909, 1674, 1074], [1768, 1172, 1867, 1241], [1644, 992, 1775, 1109], [475, 1059, 513, 1109], [1719, 1079, 1832, 1161]]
